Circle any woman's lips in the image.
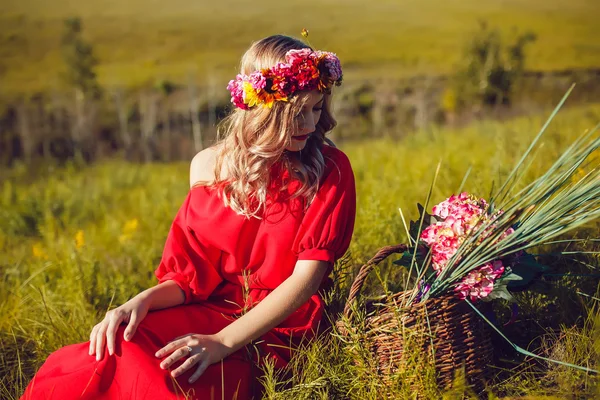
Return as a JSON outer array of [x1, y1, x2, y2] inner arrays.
[[292, 134, 309, 141]]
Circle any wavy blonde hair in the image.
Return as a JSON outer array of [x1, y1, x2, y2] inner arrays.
[[203, 35, 338, 218]]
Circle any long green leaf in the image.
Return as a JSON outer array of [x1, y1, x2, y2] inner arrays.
[[466, 299, 599, 374]]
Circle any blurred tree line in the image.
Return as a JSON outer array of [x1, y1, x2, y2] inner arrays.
[[0, 18, 598, 167]]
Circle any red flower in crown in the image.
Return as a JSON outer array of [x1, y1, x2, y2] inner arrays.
[[268, 63, 297, 97]]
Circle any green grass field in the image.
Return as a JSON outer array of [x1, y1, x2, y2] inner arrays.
[[1, 102, 599, 398], [1, 0, 599, 96]]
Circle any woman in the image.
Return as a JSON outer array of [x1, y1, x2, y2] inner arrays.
[[21, 34, 356, 400]]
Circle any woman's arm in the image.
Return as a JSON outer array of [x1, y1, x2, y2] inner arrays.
[[139, 279, 186, 311], [155, 259, 329, 382], [218, 259, 328, 351]]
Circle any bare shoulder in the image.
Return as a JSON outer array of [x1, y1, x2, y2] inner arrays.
[[190, 146, 219, 188]]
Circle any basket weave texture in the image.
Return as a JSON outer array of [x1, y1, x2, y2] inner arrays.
[[339, 244, 494, 394]]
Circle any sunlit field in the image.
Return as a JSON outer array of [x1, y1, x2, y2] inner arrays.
[[1, 0, 599, 95], [1, 103, 599, 398]]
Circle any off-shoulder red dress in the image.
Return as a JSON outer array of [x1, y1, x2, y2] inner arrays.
[[21, 144, 356, 400]]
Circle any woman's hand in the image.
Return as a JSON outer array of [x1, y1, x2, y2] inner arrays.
[[89, 294, 150, 361], [155, 333, 230, 384]]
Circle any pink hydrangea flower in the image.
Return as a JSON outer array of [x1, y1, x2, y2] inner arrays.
[[420, 223, 441, 246], [500, 227, 515, 240], [418, 192, 515, 299], [454, 260, 505, 301]]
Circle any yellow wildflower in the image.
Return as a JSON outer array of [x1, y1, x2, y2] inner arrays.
[[119, 218, 139, 243], [32, 243, 48, 260], [123, 219, 139, 235], [75, 230, 85, 249]]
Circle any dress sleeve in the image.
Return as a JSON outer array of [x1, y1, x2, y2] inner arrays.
[[154, 191, 223, 304], [292, 148, 357, 264]]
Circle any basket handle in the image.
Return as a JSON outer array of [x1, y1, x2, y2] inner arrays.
[[342, 244, 410, 320]]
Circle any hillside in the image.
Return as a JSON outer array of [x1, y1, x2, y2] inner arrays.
[[1, 0, 599, 96]]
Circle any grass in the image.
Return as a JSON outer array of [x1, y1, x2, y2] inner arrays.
[[0, 0, 599, 96], [1, 102, 599, 398]]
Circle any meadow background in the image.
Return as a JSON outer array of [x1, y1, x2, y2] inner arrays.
[[1, 0, 600, 95], [1, 0, 600, 398]]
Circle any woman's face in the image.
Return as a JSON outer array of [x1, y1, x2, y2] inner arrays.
[[286, 90, 324, 152]]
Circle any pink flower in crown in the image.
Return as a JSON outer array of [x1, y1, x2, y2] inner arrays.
[[227, 75, 249, 110], [285, 49, 320, 90], [248, 71, 267, 91], [315, 51, 343, 81], [285, 48, 317, 65]]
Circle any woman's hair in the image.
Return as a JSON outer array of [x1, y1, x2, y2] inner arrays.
[[204, 34, 338, 218]]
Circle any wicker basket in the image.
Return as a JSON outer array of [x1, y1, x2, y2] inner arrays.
[[339, 244, 494, 394]]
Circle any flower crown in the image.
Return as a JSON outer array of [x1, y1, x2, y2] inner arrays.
[[227, 48, 343, 110]]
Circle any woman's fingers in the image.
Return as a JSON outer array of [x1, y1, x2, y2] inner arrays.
[[170, 353, 201, 378], [106, 311, 125, 356], [171, 332, 194, 342], [159, 346, 190, 370], [189, 358, 210, 384], [95, 321, 109, 361], [155, 338, 186, 358], [123, 310, 139, 342], [89, 324, 99, 355]]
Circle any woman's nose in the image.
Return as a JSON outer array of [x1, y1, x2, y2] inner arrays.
[[299, 114, 316, 134]]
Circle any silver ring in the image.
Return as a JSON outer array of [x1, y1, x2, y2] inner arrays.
[[185, 345, 193, 354]]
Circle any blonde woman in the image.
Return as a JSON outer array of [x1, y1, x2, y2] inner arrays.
[[21, 34, 356, 400]]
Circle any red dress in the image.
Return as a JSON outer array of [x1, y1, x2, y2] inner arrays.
[[21, 145, 356, 400]]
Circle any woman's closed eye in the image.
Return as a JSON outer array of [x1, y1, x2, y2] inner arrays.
[[295, 108, 321, 119]]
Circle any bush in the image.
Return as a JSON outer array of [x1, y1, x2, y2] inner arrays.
[[450, 21, 536, 111]]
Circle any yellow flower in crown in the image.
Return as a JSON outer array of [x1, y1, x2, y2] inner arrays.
[[242, 81, 287, 109]]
